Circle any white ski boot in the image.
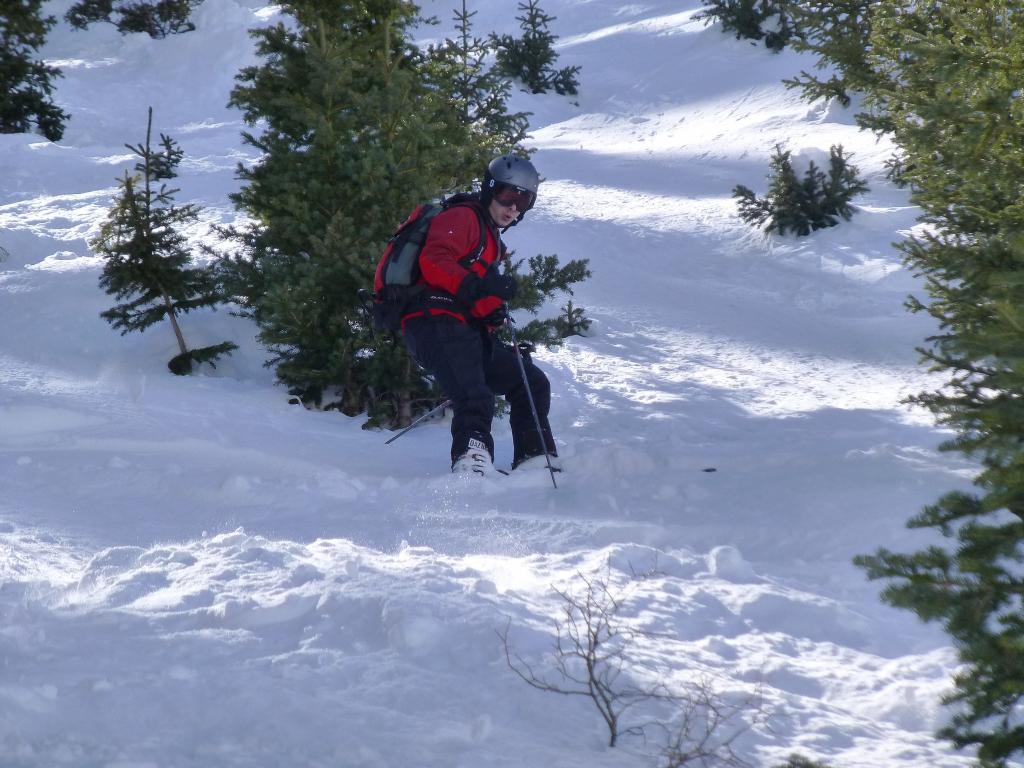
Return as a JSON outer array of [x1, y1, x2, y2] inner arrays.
[[451, 437, 495, 477]]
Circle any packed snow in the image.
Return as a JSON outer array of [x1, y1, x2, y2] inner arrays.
[[0, 1, 988, 766]]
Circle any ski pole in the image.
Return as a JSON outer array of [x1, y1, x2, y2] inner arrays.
[[506, 319, 558, 489], [385, 399, 451, 445]]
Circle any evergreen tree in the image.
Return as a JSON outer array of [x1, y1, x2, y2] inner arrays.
[[504, 252, 591, 346], [733, 144, 867, 236], [222, 1, 592, 427], [697, 0, 796, 52], [553, 299, 589, 338], [222, 1, 477, 423], [66, 0, 203, 38], [491, 0, 580, 96], [95, 108, 235, 375], [427, 0, 531, 156], [853, 3, 1024, 765], [0, 0, 68, 141], [783, 0, 881, 121], [698, 0, 765, 42]]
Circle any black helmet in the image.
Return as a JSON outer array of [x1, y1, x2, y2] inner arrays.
[[482, 153, 540, 219]]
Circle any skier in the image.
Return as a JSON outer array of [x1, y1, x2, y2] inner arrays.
[[399, 153, 558, 476]]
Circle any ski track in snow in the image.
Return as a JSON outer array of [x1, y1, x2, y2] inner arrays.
[[547, 313, 935, 421], [0, 0, 984, 766]]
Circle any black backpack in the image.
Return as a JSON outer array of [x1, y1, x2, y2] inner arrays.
[[369, 193, 486, 333]]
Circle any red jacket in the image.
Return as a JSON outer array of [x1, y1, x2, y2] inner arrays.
[[405, 203, 505, 327]]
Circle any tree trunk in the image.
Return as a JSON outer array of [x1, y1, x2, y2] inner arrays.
[[398, 355, 417, 427], [163, 292, 188, 356], [397, 390, 413, 428]]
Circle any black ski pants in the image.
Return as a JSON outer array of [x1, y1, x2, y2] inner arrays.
[[402, 315, 555, 466]]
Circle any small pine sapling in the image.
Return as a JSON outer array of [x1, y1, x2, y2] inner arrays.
[[733, 144, 867, 236], [555, 300, 591, 338], [427, 0, 531, 155], [492, 0, 581, 96], [95, 107, 236, 375]]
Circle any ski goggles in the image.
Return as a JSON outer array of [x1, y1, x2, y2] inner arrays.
[[492, 182, 536, 211]]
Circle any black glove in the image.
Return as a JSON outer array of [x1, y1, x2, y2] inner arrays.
[[480, 270, 518, 301], [481, 305, 510, 327], [456, 270, 518, 305], [456, 273, 483, 306]]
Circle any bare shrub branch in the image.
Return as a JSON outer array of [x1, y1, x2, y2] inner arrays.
[[657, 677, 769, 768], [500, 568, 670, 746], [500, 565, 770, 762]]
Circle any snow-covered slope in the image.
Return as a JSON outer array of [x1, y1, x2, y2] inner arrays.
[[0, 1, 980, 766]]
